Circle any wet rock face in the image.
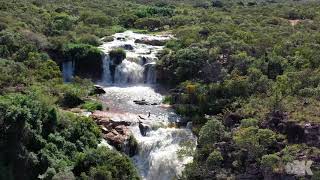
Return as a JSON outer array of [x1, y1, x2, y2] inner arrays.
[[123, 44, 134, 50], [139, 122, 151, 136], [74, 58, 103, 80], [304, 123, 320, 147], [286, 122, 305, 144]]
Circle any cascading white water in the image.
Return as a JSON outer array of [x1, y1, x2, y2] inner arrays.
[[102, 55, 112, 83], [114, 59, 144, 84], [62, 60, 74, 82], [131, 126, 195, 180], [99, 31, 167, 85], [97, 31, 196, 180], [144, 62, 157, 84], [99, 86, 196, 180]]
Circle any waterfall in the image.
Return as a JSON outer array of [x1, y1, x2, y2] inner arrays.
[[102, 55, 112, 84], [62, 60, 74, 82], [95, 31, 196, 180], [144, 62, 157, 84], [114, 59, 144, 84], [131, 126, 196, 180], [99, 31, 170, 85]]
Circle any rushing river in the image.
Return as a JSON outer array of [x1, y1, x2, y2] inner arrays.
[[63, 31, 197, 180]]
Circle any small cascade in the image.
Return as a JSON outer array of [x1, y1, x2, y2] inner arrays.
[[62, 60, 74, 82], [144, 63, 157, 84], [99, 31, 171, 85], [130, 126, 196, 180], [102, 55, 112, 83], [114, 59, 144, 84]]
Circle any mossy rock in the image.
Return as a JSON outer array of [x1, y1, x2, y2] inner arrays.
[[109, 48, 126, 65]]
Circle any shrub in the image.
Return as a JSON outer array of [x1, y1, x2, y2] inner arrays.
[[73, 147, 140, 180], [261, 154, 281, 171], [47, 13, 75, 35], [206, 150, 223, 169], [119, 14, 138, 28], [234, 127, 278, 159], [63, 43, 102, 61], [80, 11, 114, 27], [173, 47, 208, 82], [198, 118, 226, 146], [0, 59, 28, 92], [0, 30, 25, 58], [77, 34, 101, 46], [135, 18, 162, 31], [81, 100, 103, 112], [109, 48, 126, 65], [61, 92, 84, 108], [240, 118, 259, 128]]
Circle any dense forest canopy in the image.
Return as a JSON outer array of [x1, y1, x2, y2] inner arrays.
[[0, 0, 320, 179]]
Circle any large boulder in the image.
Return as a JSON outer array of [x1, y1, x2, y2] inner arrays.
[[93, 85, 106, 95], [138, 122, 151, 136], [304, 123, 320, 147], [91, 111, 138, 156], [109, 48, 126, 65], [135, 38, 167, 46], [133, 99, 150, 105]]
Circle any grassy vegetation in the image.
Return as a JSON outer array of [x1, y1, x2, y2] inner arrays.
[[1, 0, 320, 179]]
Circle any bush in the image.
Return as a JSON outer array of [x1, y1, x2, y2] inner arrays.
[[234, 127, 278, 160], [119, 14, 138, 28], [261, 154, 281, 170], [206, 149, 223, 169], [73, 147, 139, 180], [63, 43, 102, 61], [61, 92, 84, 108], [0, 59, 28, 92], [135, 18, 162, 31], [240, 118, 259, 128], [47, 13, 75, 35], [0, 30, 26, 58], [109, 48, 126, 65], [77, 34, 101, 46], [81, 100, 103, 112], [173, 47, 209, 82], [198, 118, 226, 146], [80, 12, 114, 27], [57, 83, 90, 108]]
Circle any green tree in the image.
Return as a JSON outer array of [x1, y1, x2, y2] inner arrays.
[[198, 118, 226, 146]]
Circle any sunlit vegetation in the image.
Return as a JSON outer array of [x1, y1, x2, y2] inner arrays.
[[0, 0, 320, 179]]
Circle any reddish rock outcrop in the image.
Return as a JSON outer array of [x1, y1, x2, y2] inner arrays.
[[91, 111, 138, 156]]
